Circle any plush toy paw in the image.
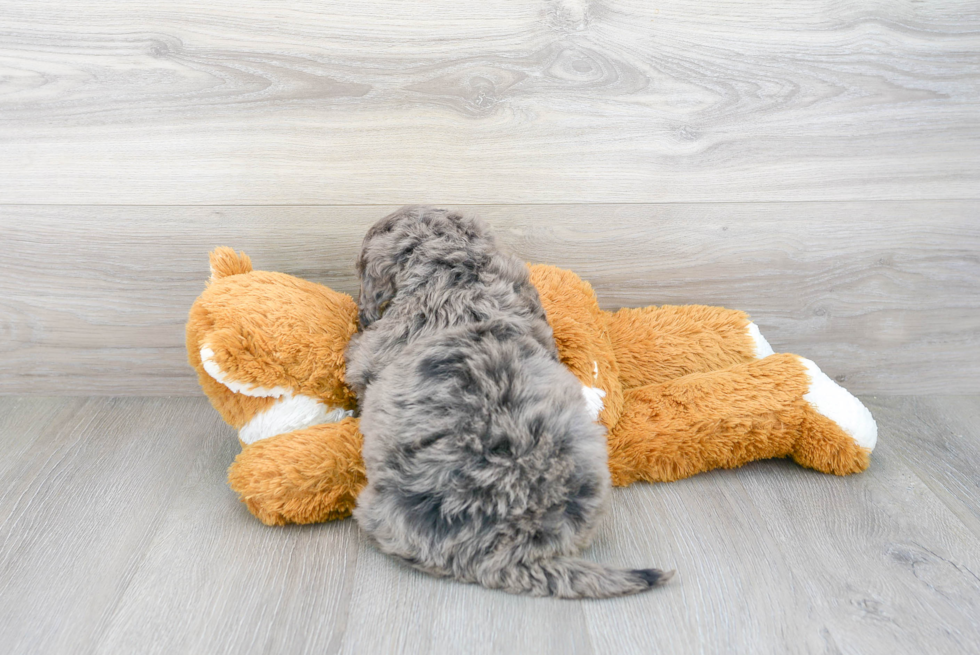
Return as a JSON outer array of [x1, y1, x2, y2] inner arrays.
[[792, 357, 877, 475], [228, 419, 367, 525], [745, 322, 775, 359]]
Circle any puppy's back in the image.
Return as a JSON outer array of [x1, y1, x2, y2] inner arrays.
[[355, 320, 670, 598], [351, 207, 671, 598]]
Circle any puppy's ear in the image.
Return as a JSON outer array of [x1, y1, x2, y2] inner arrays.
[[357, 205, 431, 329], [356, 214, 403, 329], [357, 256, 397, 330]]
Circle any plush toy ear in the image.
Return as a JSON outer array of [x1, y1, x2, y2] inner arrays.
[[209, 247, 252, 280]]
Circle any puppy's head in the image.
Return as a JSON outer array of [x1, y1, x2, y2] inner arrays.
[[356, 205, 491, 329]]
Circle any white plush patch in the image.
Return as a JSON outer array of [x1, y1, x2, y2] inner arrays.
[[747, 322, 775, 359], [200, 346, 290, 398], [582, 385, 606, 421], [799, 357, 877, 451], [239, 394, 354, 445]]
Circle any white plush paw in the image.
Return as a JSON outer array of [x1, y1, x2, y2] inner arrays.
[[239, 394, 353, 444], [799, 357, 877, 451], [581, 385, 606, 421], [746, 322, 775, 359]]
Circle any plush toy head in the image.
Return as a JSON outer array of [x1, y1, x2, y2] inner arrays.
[[187, 248, 358, 441]]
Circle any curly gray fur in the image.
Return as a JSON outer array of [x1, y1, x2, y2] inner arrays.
[[345, 206, 671, 598]]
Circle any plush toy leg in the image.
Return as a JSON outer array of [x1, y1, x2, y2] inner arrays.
[[227, 418, 366, 526], [605, 353, 876, 486], [605, 305, 775, 389]]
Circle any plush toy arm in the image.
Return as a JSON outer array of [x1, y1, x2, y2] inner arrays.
[[604, 304, 776, 389], [605, 353, 876, 485], [227, 417, 366, 525]]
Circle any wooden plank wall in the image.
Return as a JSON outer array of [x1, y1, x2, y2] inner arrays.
[[2, 203, 977, 395], [1, 0, 978, 395], [1, 0, 978, 204]]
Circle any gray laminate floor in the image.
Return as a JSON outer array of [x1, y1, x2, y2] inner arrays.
[[1, 396, 978, 655]]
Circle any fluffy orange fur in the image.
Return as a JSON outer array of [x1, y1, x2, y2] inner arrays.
[[187, 248, 358, 431], [187, 251, 871, 526], [607, 304, 757, 388], [227, 419, 366, 525], [606, 355, 869, 486]]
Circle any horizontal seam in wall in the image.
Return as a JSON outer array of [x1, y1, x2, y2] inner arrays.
[[0, 198, 978, 208]]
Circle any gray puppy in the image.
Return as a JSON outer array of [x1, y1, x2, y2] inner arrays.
[[345, 206, 671, 598]]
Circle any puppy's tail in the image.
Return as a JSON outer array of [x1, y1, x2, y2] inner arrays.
[[481, 557, 674, 599], [209, 247, 253, 280]]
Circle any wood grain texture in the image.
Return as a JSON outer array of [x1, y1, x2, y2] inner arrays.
[[2, 396, 980, 654], [336, 540, 596, 655], [1, 202, 977, 395], [869, 396, 980, 540], [95, 436, 362, 655], [0, 397, 86, 482], [580, 409, 980, 654], [0, 0, 978, 203], [0, 397, 218, 654]]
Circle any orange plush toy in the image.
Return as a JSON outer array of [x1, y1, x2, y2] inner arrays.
[[187, 248, 877, 526]]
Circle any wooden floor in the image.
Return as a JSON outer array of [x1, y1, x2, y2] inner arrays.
[[1, 395, 979, 655]]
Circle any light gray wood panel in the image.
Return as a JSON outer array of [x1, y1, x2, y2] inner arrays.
[[337, 538, 595, 655], [0, 397, 85, 481], [2, 202, 977, 395], [869, 396, 980, 540], [0, 0, 977, 203], [90, 400, 591, 654], [581, 419, 980, 654], [4, 395, 980, 654], [94, 432, 361, 655], [0, 397, 217, 655]]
